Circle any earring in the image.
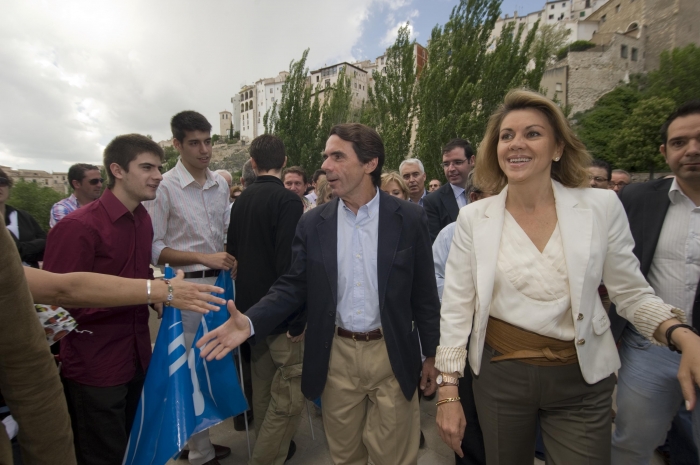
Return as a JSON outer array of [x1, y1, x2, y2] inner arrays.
[[554, 157, 561, 162]]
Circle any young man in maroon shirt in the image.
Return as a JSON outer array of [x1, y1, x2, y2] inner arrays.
[[43, 134, 165, 465]]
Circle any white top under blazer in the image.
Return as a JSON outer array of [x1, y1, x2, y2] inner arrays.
[[435, 180, 685, 384], [490, 212, 575, 341]]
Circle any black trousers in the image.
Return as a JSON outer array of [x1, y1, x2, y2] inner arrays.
[[62, 370, 145, 465], [456, 365, 486, 465]]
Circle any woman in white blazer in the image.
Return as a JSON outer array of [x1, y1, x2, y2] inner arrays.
[[434, 89, 700, 465]]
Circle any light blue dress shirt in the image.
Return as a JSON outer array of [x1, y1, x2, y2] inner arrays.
[[336, 189, 381, 332], [450, 183, 467, 209], [410, 189, 428, 207], [432, 222, 456, 301]]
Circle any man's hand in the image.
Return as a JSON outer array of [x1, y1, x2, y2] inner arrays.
[[229, 258, 238, 280], [287, 330, 305, 343], [420, 357, 439, 396], [675, 329, 700, 411], [199, 252, 236, 271], [436, 385, 466, 457], [196, 300, 251, 360], [150, 303, 163, 319], [169, 270, 225, 313]]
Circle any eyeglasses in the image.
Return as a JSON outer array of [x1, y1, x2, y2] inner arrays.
[[588, 175, 607, 183], [87, 178, 104, 185], [0, 177, 9, 187], [442, 159, 468, 169], [609, 182, 628, 188]]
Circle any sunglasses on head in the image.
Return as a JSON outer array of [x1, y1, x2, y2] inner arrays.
[[0, 177, 10, 187], [87, 178, 104, 185]]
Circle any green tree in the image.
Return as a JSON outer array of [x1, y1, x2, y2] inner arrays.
[[530, 23, 571, 66], [367, 24, 417, 171], [264, 49, 322, 172], [163, 145, 180, 172], [7, 180, 66, 232], [574, 80, 643, 164], [212, 134, 220, 143], [414, 0, 544, 181], [647, 44, 700, 106], [615, 96, 676, 179]]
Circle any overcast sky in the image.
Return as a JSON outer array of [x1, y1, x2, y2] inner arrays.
[[0, 0, 526, 172]]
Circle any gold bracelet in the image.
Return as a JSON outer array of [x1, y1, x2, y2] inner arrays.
[[436, 397, 461, 407]]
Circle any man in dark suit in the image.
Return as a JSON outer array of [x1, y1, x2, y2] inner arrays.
[[199, 123, 441, 465], [611, 100, 700, 464], [227, 134, 305, 465], [423, 138, 475, 242]]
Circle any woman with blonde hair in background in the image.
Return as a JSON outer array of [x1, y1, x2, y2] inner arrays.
[[314, 177, 333, 206], [380, 171, 410, 200], [435, 88, 700, 464]]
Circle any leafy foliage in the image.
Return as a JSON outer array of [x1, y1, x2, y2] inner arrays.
[[367, 24, 417, 171], [7, 180, 66, 232], [555, 40, 595, 61], [615, 97, 676, 178], [575, 44, 700, 174], [163, 146, 180, 172], [413, 0, 545, 181], [531, 24, 571, 66]]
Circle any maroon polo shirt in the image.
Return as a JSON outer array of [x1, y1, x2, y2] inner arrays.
[[43, 188, 154, 387]]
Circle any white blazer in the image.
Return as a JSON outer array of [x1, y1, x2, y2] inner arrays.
[[438, 180, 677, 384]]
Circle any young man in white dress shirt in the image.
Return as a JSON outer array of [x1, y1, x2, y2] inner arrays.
[[145, 111, 234, 465]]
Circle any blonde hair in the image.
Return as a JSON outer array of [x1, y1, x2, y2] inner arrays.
[[474, 88, 591, 194], [380, 171, 410, 200], [315, 177, 333, 206]]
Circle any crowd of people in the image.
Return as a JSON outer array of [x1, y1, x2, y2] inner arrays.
[[1, 88, 699, 465]]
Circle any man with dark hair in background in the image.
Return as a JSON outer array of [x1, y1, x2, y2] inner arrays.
[[588, 159, 611, 189], [428, 179, 442, 193], [145, 111, 233, 465], [43, 134, 164, 464], [611, 100, 700, 464], [424, 138, 475, 242], [240, 158, 257, 188], [199, 123, 441, 465], [49, 163, 103, 227], [283, 166, 314, 211], [227, 134, 305, 464]]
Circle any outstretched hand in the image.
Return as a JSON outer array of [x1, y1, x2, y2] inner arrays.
[[196, 299, 251, 360], [169, 269, 226, 314]]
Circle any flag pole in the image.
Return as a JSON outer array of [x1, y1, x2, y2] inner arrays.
[[236, 347, 252, 458]]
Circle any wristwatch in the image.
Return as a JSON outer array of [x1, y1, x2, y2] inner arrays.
[[436, 373, 459, 387]]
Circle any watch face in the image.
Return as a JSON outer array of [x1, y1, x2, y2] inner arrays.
[[436, 374, 443, 385]]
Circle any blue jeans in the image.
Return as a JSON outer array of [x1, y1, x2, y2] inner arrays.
[[612, 327, 698, 464]]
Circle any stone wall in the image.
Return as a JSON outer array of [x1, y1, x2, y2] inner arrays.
[[209, 142, 250, 175], [541, 65, 568, 105], [565, 33, 645, 114]]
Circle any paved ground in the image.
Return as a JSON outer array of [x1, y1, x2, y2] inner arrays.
[[150, 312, 664, 465]]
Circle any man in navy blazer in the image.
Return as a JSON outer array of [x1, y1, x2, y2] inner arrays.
[[199, 123, 441, 464], [423, 138, 475, 242]]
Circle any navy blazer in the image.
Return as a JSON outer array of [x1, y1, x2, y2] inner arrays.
[[423, 182, 460, 243], [246, 191, 441, 401]]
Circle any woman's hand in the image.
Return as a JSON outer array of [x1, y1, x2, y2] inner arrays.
[[435, 385, 466, 457], [163, 270, 226, 314]]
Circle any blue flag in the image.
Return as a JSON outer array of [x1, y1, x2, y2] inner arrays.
[[123, 269, 248, 465]]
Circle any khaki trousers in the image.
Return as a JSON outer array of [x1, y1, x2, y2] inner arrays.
[[250, 332, 304, 465], [473, 345, 616, 465], [321, 332, 420, 465]]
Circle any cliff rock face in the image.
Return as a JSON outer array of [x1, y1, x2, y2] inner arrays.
[[210, 142, 250, 174]]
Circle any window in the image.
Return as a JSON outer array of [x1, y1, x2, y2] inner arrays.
[[631, 47, 638, 61], [580, 11, 586, 17], [270, 88, 273, 94], [549, 14, 554, 19], [550, 4, 555, 9], [621, 44, 628, 58], [615, 4, 620, 13], [562, 2, 566, 7], [601, 14, 606, 22], [325, 79, 330, 88], [555, 83, 562, 92], [316, 76, 319, 82]]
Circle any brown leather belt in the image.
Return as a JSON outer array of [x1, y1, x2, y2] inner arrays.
[[183, 269, 219, 279], [486, 317, 578, 366], [337, 327, 383, 342]]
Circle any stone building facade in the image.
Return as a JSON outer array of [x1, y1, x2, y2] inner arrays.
[[219, 110, 232, 138], [1, 165, 69, 195]]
